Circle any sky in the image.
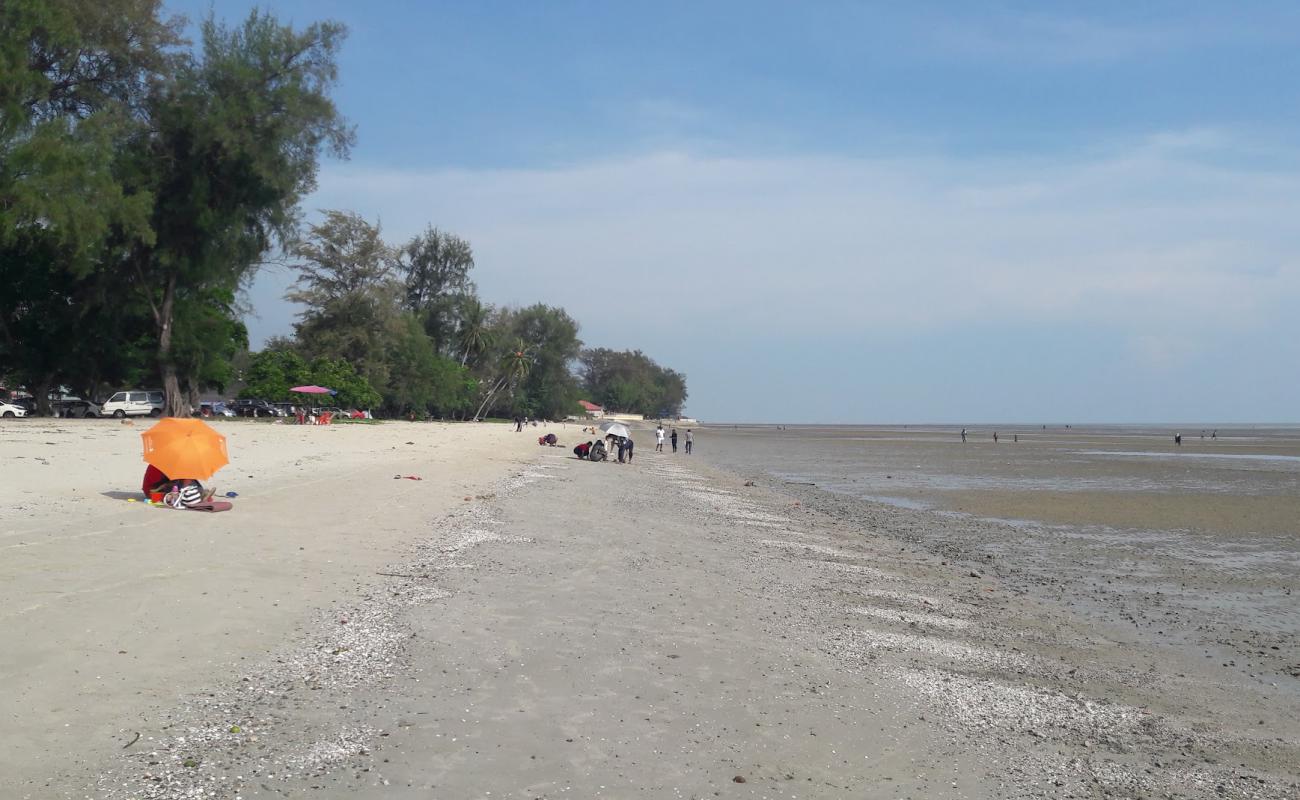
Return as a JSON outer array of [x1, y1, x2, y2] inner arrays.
[[167, 1, 1300, 423]]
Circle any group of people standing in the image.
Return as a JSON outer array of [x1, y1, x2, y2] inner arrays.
[[654, 424, 692, 454], [572, 423, 696, 464]]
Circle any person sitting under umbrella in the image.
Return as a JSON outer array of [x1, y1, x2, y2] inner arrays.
[[141, 417, 231, 510], [142, 463, 213, 507]]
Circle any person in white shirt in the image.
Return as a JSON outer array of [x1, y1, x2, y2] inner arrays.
[[655, 425, 665, 452]]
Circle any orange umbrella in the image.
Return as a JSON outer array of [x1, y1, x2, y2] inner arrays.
[[140, 418, 229, 481]]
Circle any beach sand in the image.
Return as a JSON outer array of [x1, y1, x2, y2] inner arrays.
[[0, 417, 546, 794], [3, 419, 1297, 798]]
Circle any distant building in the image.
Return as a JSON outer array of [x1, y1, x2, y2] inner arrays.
[[578, 400, 605, 418], [603, 412, 645, 422]]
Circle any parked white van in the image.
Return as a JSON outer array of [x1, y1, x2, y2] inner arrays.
[[100, 390, 165, 418]]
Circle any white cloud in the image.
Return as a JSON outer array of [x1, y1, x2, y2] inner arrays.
[[307, 131, 1300, 349]]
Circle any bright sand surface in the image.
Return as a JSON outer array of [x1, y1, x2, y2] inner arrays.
[[0, 417, 543, 792]]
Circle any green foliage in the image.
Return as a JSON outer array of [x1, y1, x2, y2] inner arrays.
[[306, 356, 380, 409], [289, 211, 401, 391], [455, 295, 493, 367], [579, 348, 688, 418], [468, 305, 584, 420], [0, 0, 176, 411], [383, 316, 475, 417], [239, 349, 310, 401], [240, 347, 380, 409], [399, 227, 475, 354], [509, 305, 582, 419], [290, 210, 395, 299]]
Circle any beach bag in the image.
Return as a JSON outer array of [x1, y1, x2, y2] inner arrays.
[[163, 482, 204, 509]]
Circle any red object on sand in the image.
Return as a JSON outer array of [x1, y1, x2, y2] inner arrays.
[[142, 464, 167, 495]]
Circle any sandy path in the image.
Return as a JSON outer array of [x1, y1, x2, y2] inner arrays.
[[267, 452, 985, 799], [0, 418, 544, 795]]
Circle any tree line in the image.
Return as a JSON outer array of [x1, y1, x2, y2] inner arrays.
[[0, 1, 686, 420]]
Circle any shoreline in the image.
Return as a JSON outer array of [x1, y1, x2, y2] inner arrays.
[[5, 421, 1297, 798]]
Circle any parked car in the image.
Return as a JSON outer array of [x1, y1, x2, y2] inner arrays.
[[198, 401, 236, 418], [229, 398, 285, 418], [100, 390, 165, 418], [0, 401, 28, 418], [55, 399, 102, 418]]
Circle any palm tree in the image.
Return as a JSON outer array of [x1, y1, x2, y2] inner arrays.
[[473, 338, 534, 420], [456, 297, 492, 367]]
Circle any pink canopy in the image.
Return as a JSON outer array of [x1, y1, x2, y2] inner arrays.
[[289, 385, 335, 394]]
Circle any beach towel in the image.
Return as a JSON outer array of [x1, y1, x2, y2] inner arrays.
[[186, 500, 233, 512]]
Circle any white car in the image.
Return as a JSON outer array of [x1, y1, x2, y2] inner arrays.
[[100, 390, 165, 418], [0, 401, 27, 418]]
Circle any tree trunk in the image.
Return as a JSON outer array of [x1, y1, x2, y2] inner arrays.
[[157, 271, 187, 417], [473, 375, 508, 421], [34, 374, 54, 417]]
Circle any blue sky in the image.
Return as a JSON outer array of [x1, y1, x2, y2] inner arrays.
[[169, 1, 1300, 422]]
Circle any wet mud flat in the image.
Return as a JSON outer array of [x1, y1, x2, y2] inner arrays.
[[703, 425, 1300, 694], [706, 471, 1299, 796]]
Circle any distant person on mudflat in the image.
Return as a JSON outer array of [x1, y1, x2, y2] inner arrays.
[[685, 429, 693, 454], [961, 428, 967, 442], [1174, 434, 1182, 446], [993, 432, 998, 443], [670, 429, 678, 453]]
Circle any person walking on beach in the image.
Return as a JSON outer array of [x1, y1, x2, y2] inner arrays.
[[616, 437, 627, 463], [685, 429, 693, 454], [670, 429, 678, 453], [625, 437, 634, 462], [513, 416, 523, 432], [993, 431, 998, 443], [961, 428, 967, 442], [1174, 433, 1182, 446], [656, 425, 665, 452]]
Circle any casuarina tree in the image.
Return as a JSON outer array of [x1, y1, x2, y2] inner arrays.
[[127, 11, 353, 415]]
